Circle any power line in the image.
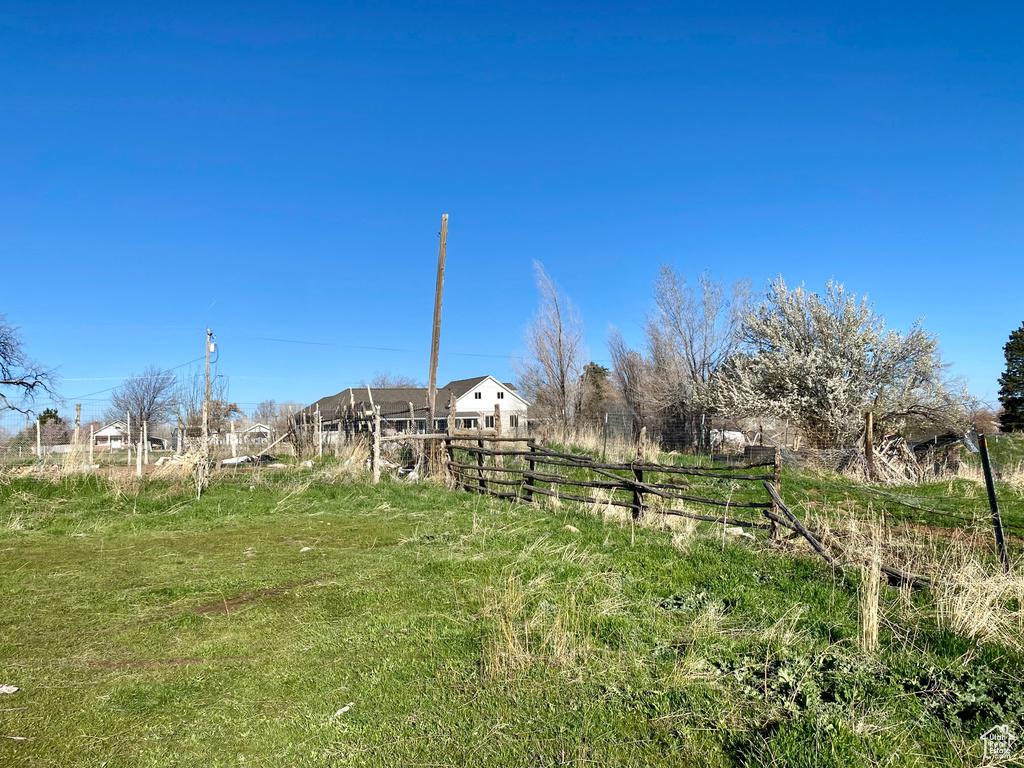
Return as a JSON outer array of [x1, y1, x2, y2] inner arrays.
[[63, 356, 206, 400]]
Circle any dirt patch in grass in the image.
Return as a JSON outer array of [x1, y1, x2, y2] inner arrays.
[[90, 656, 250, 670], [191, 575, 326, 615]]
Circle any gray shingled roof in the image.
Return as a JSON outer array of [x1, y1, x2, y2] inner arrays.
[[299, 376, 523, 421]]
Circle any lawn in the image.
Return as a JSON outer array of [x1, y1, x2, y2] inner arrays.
[[1, 462, 1022, 767]]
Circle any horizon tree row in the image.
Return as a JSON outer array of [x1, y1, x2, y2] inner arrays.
[[517, 264, 986, 450]]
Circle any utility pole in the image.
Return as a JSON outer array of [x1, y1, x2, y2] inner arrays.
[[425, 215, 448, 475], [200, 328, 215, 496], [426, 214, 448, 435]]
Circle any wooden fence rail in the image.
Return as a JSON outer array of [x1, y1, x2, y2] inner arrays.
[[444, 436, 779, 532]]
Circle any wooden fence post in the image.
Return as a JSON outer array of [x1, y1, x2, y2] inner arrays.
[[525, 443, 536, 503], [770, 448, 782, 539], [864, 411, 875, 481], [35, 419, 41, 475], [372, 406, 381, 484], [143, 421, 149, 465], [89, 425, 94, 466], [446, 395, 457, 486], [136, 428, 143, 477], [74, 404, 81, 449], [477, 439, 487, 493], [632, 427, 646, 520], [494, 403, 503, 469]]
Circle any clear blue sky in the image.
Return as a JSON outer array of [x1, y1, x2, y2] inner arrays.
[[2, 1, 1021, 411]]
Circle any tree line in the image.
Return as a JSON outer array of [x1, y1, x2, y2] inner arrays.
[[514, 264, 1012, 450]]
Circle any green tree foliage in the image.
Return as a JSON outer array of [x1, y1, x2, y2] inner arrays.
[[38, 407, 62, 425], [579, 362, 612, 422], [998, 321, 1024, 432]]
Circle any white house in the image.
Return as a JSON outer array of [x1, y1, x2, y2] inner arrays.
[[301, 375, 530, 436], [93, 421, 129, 451], [92, 420, 168, 451]]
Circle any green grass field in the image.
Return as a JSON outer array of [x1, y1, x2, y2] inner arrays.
[[1, 458, 1023, 767]]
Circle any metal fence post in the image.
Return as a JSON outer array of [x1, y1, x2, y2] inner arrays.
[[978, 432, 1010, 573]]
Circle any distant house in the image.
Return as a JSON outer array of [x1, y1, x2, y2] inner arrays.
[[92, 420, 167, 451], [92, 421, 129, 451], [300, 376, 529, 435], [238, 422, 271, 444]]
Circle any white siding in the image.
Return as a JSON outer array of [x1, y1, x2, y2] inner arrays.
[[454, 377, 529, 431]]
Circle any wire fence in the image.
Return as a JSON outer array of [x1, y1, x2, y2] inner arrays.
[[0, 400, 294, 464]]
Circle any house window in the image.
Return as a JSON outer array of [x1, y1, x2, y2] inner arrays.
[[485, 416, 495, 429], [497, 391, 504, 399], [463, 418, 478, 429], [474, 392, 482, 400], [509, 414, 518, 428]]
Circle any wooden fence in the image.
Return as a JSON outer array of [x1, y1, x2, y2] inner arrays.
[[442, 434, 782, 532]]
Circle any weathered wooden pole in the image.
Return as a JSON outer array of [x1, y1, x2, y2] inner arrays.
[[770, 448, 782, 539], [446, 392, 457, 485], [477, 438, 486, 493], [89, 425, 94, 466], [493, 403, 503, 469], [864, 411, 875, 481], [525, 443, 536, 503], [73, 404, 81, 449], [136, 428, 143, 477], [632, 426, 646, 520], [426, 214, 448, 473], [35, 419, 41, 475], [978, 433, 1010, 573], [371, 405, 381, 484]]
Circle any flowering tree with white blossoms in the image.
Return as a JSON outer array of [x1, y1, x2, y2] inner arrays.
[[717, 278, 972, 448]]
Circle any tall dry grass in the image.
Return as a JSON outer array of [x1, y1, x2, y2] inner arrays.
[[805, 500, 1024, 652], [859, 516, 882, 653], [481, 574, 588, 678], [934, 557, 1024, 650]]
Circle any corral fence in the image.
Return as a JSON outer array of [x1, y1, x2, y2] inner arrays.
[[371, 430, 784, 533]]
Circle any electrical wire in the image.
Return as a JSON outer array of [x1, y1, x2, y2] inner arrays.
[[63, 356, 206, 400]]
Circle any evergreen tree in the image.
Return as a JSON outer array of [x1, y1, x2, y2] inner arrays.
[[998, 321, 1024, 432]]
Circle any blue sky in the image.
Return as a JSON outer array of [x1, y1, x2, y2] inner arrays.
[[2, 0, 1021, 412]]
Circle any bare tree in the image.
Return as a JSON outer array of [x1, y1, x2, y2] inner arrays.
[[1, 314, 56, 413], [646, 267, 750, 409], [608, 328, 654, 441], [513, 261, 588, 436], [364, 371, 423, 388], [252, 400, 279, 424], [176, 370, 242, 437], [644, 266, 751, 446], [607, 267, 750, 447], [105, 366, 178, 440], [718, 277, 971, 447]]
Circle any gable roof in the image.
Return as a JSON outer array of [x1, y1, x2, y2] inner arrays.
[[95, 420, 128, 436], [300, 375, 528, 420], [444, 376, 490, 399]]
